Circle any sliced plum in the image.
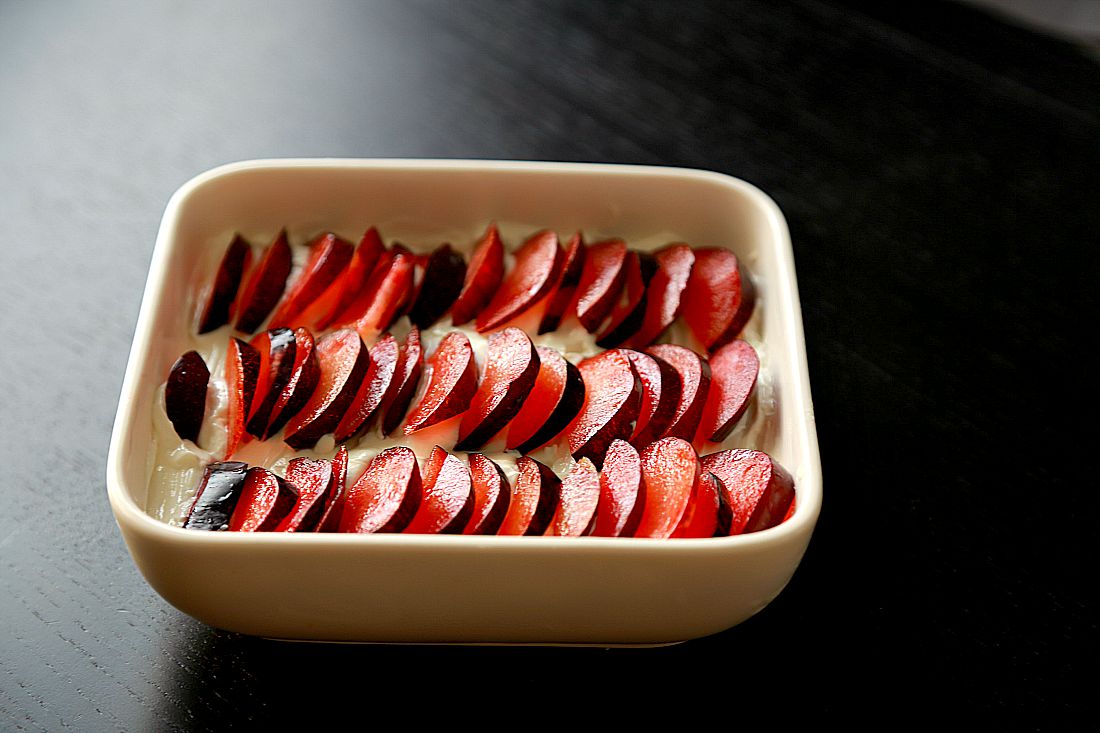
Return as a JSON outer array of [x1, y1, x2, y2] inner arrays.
[[565, 349, 641, 468], [228, 466, 298, 532], [644, 344, 711, 443], [624, 349, 680, 449], [476, 229, 562, 332], [264, 327, 320, 439], [573, 239, 628, 333], [455, 328, 540, 451], [198, 234, 252, 334], [538, 231, 587, 334], [697, 339, 759, 443], [332, 246, 417, 339], [626, 243, 695, 348], [234, 229, 292, 333], [681, 247, 755, 350], [165, 350, 209, 444], [634, 437, 700, 539], [315, 445, 349, 532], [225, 337, 261, 459], [334, 332, 399, 442], [339, 446, 422, 533], [672, 471, 720, 538], [244, 327, 296, 439], [295, 226, 386, 331], [408, 243, 468, 329], [403, 446, 474, 534], [274, 457, 334, 532], [497, 456, 561, 536], [593, 439, 645, 538], [452, 223, 504, 327], [267, 232, 354, 329], [701, 449, 795, 535], [464, 453, 510, 535], [404, 331, 478, 435], [545, 458, 600, 537], [380, 326, 423, 436], [507, 346, 585, 454], [283, 329, 370, 450], [183, 461, 249, 531], [595, 252, 659, 348]]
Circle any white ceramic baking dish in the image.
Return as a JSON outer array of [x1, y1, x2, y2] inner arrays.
[[106, 159, 821, 645]]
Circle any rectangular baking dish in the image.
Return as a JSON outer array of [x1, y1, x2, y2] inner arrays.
[[106, 159, 821, 645]]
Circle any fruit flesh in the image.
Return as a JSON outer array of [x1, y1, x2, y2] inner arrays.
[[225, 338, 261, 459], [476, 229, 562, 332], [229, 467, 297, 532], [404, 331, 478, 434], [403, 447, 474, 534], [165, 350, 209, 444], [624, 349, 680, 448], [593, 439, 644, 537], [199, 234, 252, 334], [267, 232, 354, 329], [315, 445, 349, 532], [627, 244, 695, 348], [645, 344, 711, 443], [697, 339, 759, 443], [701, 449, 795, 535], [295, 227, 386, 331], [573, 239, 628, 333], [264, 328, 319, 439], [380, 326, 423, 436], [283, 330, 369, 450], [538, 232, 587, 334], [334, 333, 399, 442], [634, 438, 700, 539], [680, 247, 754, 350], [275, 457, 334, 532], [339, 446, 422, 533], [234, 229, 292, 333], [497, 457, 560, 536], [465, 453, 510, 535], [596, 252, 658, 348], [506, 346, 575, 451], [546, 458, 600, 536], [452, 223, 504, 326], [672, 471, 720, 538], [245, 328, 296, 439], [455, 328, 540, 451], [565, 349, 641, 468]]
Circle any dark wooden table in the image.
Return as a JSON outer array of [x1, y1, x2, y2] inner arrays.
[[2, 1, 1096, 727]]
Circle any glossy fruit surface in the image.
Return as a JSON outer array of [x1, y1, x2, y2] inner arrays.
[[476, 229, 561, 332], [404, 331, 478, 434], [165, 350, 209, 444]]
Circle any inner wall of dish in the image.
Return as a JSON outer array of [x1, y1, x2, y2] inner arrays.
[[124, 164, 798, 509]]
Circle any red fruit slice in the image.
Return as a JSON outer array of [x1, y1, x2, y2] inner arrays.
[[295, 227, 385, 331], [697, 339, 759, 443], [701, 449, 796, 535], [274, 457, 334, 532], [783, 498, 796, 523], [455, 328, 540, 451], [538, 231, 587, 334], [334, 247, 417, 339], [283, 329, 370, 450], [507, 346, 585, 453], [245, 328, 296, 439], [497, 456, 561, 536], [545, 458, 600, 537], [334, 333, 399, 442], [681, 247, 755, 350], [404, 331, 478, 434], [408, 244, 468, 329], [198, 234, 252, 334], [593, 439, 645, 537], [339, 446, 422, 533], [464, 453, 510, 535], [228, 467, 298, 532], [573, 239, 628, 332], [672, 471, 720, 538], [596, 252, 659, 347], [403, 447, 474, 534], [380, 326, 424, 436], [264, 327, 320, 439], [316, 445, 349, 532], [476, 229, 562, 332], [225, 337, 260, 459], [183, 461, 249, 531], [266, 232, 354, 329], [234, 229, 292, 333], [644, 344, 711, 443], [451, 223, 504, 326], [165, 350, 209, 444], [565, 349, 641, 468], [634, 438, 700, 539], [624, 349, 680, 448], [626, 243, 695, 348]]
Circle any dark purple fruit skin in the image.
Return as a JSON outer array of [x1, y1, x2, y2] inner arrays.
[[453, 341, 541, 452], [184, 461, 249, 531], [199, 234, 251, 334], [235, 230, 292, 333], [408, 244, 468, 329], [264, 348, 320, 439], [245, 328, 296, 438], [515, 360, 586, 455], [526, 459, 562, 536], [596, 252, 658, 348], [165, 350, 210, 444]]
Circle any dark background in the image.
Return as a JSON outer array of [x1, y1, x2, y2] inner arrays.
[[2, 0, 1096, 728]]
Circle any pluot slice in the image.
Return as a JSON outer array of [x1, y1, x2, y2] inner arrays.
[[451, 223, 504, 326], [198, 234, 252, 334], [404, 331, 478, 434], [264, 327, 320, 439], [538, 231, 587, 334], [165, 350, 209, 444], [267, 232, 354, 329], [274, 457, 334, 532], [698, 339, 759, 443], [339, 446, 422, 533], [334, 247, 417, 339], [681, 247, 755, 350], [573, 239, 628, 333], [507, 346, 585, 453], [380, 326, 423, 436], [634, 438, 700, 539], [593, 439, 645, 537], [245, 327, 296, 439], [497, 456, 561, 536], [464, 453, 510, 535], [672, 471, 720, 538], [283, 329, 369, 450], [234, 229, 292, 333], [295, 227, 385, 331], [183, 461, 249, 531], [701, 449, 796, 535], [228, 467, 298, 532], [476, 229, 562, 332], [645, 344, 711, 443], [626, 243, 695, 348], [624, 349, 680, 448], [455, 328, 540, 451], [334, 333, 398, 442], [225, 337, 261, 459], [408, 243, 468, 329], [315, 445, 349, 532], [565, 349, 641, 468], [596, 252, 659, 347], [403, 446, 474, 534], [545, 458, 600, 537]]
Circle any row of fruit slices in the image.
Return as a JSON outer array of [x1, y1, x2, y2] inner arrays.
[[196, 223, 754, 352], [182, 438, 795, 538], [166, 323, 761, 461]]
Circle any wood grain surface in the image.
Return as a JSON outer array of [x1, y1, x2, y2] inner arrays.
[[1, 0, 1096, 728]]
